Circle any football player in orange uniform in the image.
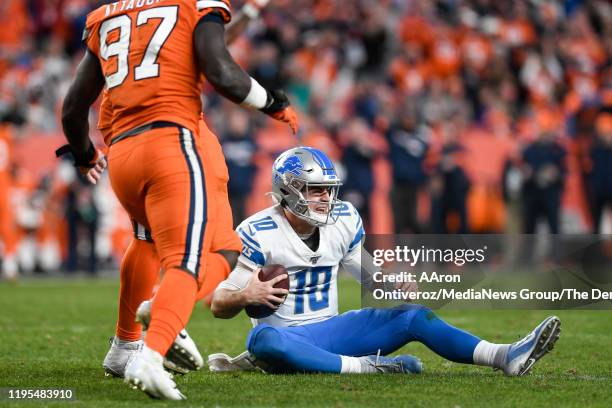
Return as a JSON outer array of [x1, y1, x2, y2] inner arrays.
[[60, 0, 296, 399], [97, 0, 271, 381]]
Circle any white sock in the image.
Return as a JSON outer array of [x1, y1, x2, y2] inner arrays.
[[340, 355, 363, 373], [473, 340, 508, 368]]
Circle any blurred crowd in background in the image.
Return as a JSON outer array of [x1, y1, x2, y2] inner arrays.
[[0, 0, 610, 277]]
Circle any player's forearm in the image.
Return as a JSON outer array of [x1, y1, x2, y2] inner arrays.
[[210, 288, 249, 319], [61, 101, 93, 156], [204, 57, 252, 104]]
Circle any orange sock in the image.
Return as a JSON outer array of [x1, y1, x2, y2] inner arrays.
[[195, 252, 231, 302], [145, 268, 197, 355], [116, 239, 160, 341]]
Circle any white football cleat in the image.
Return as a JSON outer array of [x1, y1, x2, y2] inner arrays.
[[503, 315, 561, 376], [124, 345, 186, 400], [208, 351, 266, 373], [103, 336, 142, 378], [135, 300, 204, 373]]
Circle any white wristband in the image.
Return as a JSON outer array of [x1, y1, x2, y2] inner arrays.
[[240, 77, 268, 110]]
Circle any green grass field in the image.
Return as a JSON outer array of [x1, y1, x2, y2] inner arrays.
[[1, 276, 611, 407]]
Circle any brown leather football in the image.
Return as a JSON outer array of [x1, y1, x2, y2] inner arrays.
[[245, 264, 289, 319]]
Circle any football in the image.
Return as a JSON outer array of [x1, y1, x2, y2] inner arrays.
[[245, 264, 290, 319]]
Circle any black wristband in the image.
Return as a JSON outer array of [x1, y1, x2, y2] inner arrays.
[[55, 144, 96, 168]]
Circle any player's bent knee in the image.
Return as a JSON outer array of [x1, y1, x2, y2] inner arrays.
[[407, 306, 438, 329], [414, 306, 436, 320], [392, 304, 436, 329], [247, 326, 287, 361]]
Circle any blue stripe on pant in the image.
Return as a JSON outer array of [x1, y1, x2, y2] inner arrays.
[[178, 127, 207, 278], [246, 305, 481, 373]]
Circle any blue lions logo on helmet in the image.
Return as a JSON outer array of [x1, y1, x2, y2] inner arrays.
[[275, 155, 304, 177]]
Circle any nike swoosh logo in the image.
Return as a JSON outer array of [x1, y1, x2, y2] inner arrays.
[[178, 331, 187, 339]]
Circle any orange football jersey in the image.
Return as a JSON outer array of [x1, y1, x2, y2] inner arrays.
[[84, 0, 231, 140]]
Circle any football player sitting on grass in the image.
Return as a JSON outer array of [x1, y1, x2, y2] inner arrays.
[[208, 146, 561, 376]]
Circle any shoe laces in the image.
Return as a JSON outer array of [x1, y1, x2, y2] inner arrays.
[[374, 349, 403, 372]]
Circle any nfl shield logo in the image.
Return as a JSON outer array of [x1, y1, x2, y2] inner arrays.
[[310, 255, 321, 264]]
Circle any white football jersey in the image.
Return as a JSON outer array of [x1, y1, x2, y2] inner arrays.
[[217, 202, 364, 328]]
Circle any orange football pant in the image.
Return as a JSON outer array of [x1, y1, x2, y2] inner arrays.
[[109, 125, 210, 355], [111, 121, 241, 346]]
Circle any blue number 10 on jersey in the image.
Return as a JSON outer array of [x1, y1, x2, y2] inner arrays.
[[293, 266, 332, 314]]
